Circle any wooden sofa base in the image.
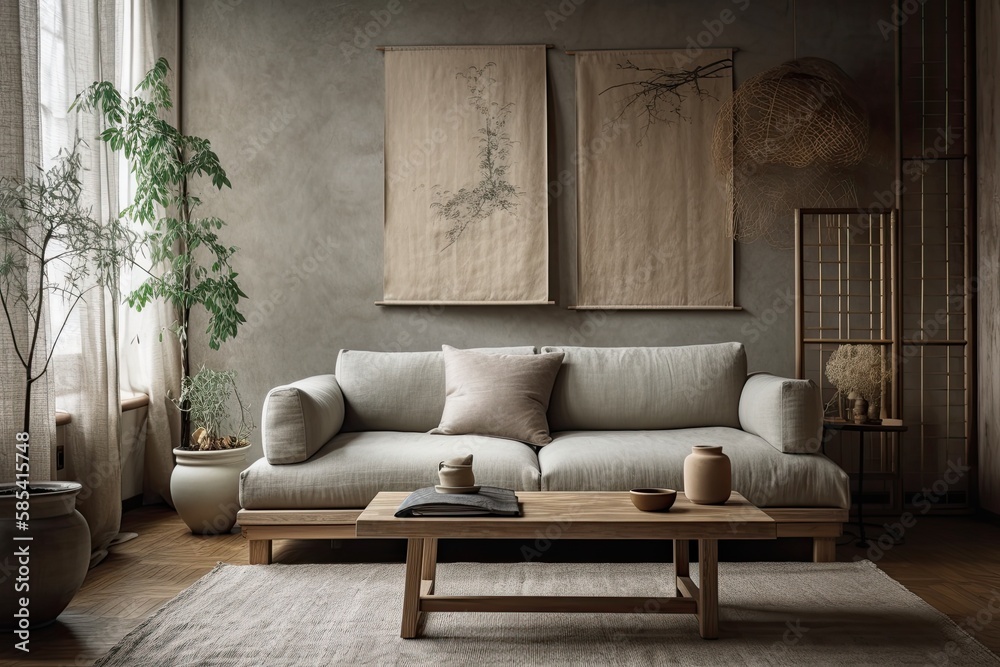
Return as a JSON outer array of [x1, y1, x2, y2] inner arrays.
[[237, 507, 847, 565]]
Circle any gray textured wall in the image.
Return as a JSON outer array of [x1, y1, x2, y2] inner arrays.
[[179, 0, 895, 463], [977, 0, 1000, 515]]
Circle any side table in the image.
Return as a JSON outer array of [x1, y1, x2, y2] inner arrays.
[[823, 418, 908, 548]]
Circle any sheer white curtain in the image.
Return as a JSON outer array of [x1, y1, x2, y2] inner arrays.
[[118, 0, 183, 507], [0, 0, 55, 484], [5, 0, 182, 550], [38, 0, 127, 566], [26, 0, 181, 564]]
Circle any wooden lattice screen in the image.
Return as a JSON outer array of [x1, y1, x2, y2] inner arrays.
[[794, 0, 974, 513], [795, 209, 903, 511], [897, 0, 975, 509]]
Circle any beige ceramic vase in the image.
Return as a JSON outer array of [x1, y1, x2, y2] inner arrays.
[[683, 445, 732, 505]]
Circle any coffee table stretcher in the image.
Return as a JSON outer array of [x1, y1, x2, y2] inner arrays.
[[356, 491, 775, 640]]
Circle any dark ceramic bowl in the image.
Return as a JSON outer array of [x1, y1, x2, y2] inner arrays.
[[629, 488, 677, 512]]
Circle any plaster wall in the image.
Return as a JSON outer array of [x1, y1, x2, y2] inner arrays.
[[177, 0, 896, 463]]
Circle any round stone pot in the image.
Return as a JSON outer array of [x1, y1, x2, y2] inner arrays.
[[0, 482, 90, 629], [683, 445, 732, 505], [171, 447, 248, 535]]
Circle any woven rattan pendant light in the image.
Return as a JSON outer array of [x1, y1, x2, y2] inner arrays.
[[714, 4, 870, 246]]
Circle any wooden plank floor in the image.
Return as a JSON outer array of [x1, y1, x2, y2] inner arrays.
[[1, 507, 998, 665], [0, 507, 244, 667]]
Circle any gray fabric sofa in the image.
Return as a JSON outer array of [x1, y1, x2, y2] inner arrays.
[[238, 343, 850, 563]]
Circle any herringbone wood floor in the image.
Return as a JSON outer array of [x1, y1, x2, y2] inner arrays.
[[1, 507, 998, 666]]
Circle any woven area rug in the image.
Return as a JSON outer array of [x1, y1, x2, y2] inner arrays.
[[96, 560, 999, 666]]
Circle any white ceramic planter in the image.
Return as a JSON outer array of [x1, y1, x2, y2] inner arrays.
[[170, 447, 248, 535], [0, 482, 90, 629]]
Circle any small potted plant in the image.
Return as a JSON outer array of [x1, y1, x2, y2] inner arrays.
[[825, 344, 892, 424], [169, 367, 255, 534]]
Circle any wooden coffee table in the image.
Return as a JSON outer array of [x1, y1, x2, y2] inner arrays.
[[355, 491, 776, 639]]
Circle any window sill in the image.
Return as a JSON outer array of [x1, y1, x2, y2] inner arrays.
[[55, 392, 150, 427]]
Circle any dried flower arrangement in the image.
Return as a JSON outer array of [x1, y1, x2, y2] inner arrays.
[[825, 344, 891, 403]]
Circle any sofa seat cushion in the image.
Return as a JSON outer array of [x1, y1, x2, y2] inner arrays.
[[240, 431, 541, 510], [538, 428, 849, 508]]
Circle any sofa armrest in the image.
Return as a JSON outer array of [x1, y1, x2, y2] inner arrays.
[[739, 373, 823, 454], [262, 375, 344, 464]]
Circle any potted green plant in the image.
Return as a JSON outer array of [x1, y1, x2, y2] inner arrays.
[[0, 143, 135, 627], [73, 59, 252, 532], [72, 57, 248, 427], [169, 367, 255, 534], [825, 344, 892, 424]]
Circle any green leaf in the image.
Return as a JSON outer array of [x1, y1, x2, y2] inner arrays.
[[71, 58, 248, 365]]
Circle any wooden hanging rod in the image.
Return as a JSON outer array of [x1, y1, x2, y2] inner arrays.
[[377, 44, 555, 52], [565, 47, 740, 56]]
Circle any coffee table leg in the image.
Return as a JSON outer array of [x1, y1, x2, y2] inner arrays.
[[674, 539, 689, 597], [697, 539, 719, 639], [401, 538, 424, 639], [421, 538, 438, 595]]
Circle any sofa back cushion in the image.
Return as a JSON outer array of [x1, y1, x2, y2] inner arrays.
[[336, 347, 536, 432], [540, 343, 747, 432]]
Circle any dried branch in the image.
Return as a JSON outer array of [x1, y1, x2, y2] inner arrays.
[[601, 58, 733, 143]]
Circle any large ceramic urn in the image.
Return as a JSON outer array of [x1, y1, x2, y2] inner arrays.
[[170, 446, 248, 535], [682, 445, 732, 505], [0, 482, 90, 629]]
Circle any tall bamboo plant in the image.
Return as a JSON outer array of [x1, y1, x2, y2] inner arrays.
[[71, 58, 247, 381], [0, 143, 135, 437]]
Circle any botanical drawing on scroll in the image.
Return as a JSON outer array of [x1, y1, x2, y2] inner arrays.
[[383, 46, 547, 304], [576, 49, 734, 308], [432, 62, 521, 251]]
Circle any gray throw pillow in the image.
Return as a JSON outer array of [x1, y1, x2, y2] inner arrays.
[[430, 345, 565, 446]]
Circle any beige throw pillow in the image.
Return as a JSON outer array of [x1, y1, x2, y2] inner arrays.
[[430, 345, 565, 446]]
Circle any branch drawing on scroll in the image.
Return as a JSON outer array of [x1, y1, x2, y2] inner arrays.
[[575, 49, 735, 309], [602, 58, 733, 142], [432, 63, 522, 251], [382, 46, 548, 304]]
